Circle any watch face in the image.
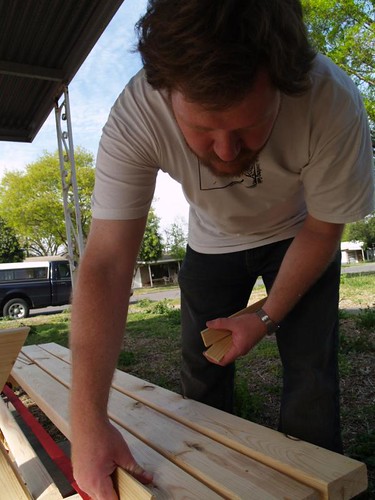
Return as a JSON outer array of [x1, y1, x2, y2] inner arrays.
[[256, 308, 279, 334]]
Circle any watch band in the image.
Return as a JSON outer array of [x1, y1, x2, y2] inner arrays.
[[255, 308, 279, 335]]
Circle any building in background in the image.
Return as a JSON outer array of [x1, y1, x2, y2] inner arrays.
[[341, 241, 365, 264]]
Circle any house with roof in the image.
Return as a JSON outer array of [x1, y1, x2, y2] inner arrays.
[[133, 256, 182, 288], [340, 241, 365, 264]]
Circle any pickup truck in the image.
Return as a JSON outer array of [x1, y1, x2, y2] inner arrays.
[[0, 259, 72, 319]]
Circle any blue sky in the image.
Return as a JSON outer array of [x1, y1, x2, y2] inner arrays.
[[0, 0, 189, 231]]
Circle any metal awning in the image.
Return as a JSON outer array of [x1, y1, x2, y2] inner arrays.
[[0, 0, 124, 143]]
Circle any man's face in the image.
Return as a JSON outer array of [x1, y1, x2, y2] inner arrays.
[[171, 72, 281, 178]]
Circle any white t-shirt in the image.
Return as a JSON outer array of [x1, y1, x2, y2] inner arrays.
[[92, 54, 374, 253]]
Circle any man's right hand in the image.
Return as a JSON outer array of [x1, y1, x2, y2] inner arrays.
[[72, 420, 153, 500]]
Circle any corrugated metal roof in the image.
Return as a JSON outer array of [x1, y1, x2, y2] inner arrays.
[[0, 0, 125, 142]]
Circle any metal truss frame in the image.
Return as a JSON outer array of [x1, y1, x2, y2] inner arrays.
[[55, 86, 85, 281]]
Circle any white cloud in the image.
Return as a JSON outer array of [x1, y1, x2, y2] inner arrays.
[[154, 172, 189, 232], [0, 0, 189, 228]]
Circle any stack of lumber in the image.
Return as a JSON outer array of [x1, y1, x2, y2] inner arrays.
[[201, 297, 267, 361], [0, 327, 80, 499], [8, 342, 368, 499]]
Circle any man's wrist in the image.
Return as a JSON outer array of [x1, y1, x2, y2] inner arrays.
[[255, 308, 280, 335]]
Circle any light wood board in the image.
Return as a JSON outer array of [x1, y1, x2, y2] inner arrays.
[[11, 350, 221, 499], [0, 397, 63, 499], [201, 297, 267, 348], [201, 297, 268, 361], [0, 440, 32, 499], [12, 344, 318, 499], [0, 327, 29, 390], [10, 343, 369, 499], [35, 343, 367, 499]]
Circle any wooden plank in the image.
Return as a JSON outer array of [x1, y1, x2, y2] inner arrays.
[[0, 440, 32, 499], [201, 328, 230, 348], [41, 343, 368, 499], [19, 347, 313, 500], [0, 327, 29, 390], [201, 297, 266, 347], [27, 344, 368, 499], [18, 345, 318, 499], [112, 373, 366, 500], [107, 391, 317, 499], [11, 354, 223, 499], [0, 397, 63, 499], [113, 372, 367, 498], [204, 335, 232, 362], [113, 468, 155, 500]]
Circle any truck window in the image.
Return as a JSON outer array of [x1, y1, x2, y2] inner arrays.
[[0, 267, 48, 281], [0, 270, 15, 281], [56, 262, 71, 279], [34, 267, 48, 279]]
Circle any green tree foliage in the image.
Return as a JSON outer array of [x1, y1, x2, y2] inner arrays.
[[343, 212, 375, 249], [0, 218, 24, 263], [139, 208, 163, 262], [164, 218, 187, 260], [302, 0, 375, 127], [0, 147, 95, 256]]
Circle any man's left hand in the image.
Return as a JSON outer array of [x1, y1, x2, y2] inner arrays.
[[203, 313, 267, 366]]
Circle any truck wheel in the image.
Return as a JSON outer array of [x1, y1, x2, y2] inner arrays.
[[3, 298, 30, 319]]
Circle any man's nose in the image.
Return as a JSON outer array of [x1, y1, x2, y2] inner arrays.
[[212, 132, 241, 162]]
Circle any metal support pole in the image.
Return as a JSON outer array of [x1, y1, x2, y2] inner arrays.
[[55, 86, 85, 283]]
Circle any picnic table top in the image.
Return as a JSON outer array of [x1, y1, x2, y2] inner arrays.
[[9, 341, 368, 500]]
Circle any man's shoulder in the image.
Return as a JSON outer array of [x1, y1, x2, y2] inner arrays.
[[126, 68, 148, 92], [310, 54, 361, 100], [112, 69, 171, 127], [126, 69, 166, 103]]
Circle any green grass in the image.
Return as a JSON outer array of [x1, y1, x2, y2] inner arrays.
[[355, 307, 375, 329], [117, 350, 136, 370], [234, 378, 265, 420], [340, 329, 374, 355], [0, 311, 71, 347], [347, 428, 375, 468], [339, 274, 375, 310]]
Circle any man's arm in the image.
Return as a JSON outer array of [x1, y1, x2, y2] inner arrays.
[[262, 214, 344, 323], [206, 214, 344, 366], [70, 217, 153, 499]]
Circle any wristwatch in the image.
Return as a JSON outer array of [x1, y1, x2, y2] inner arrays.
[[255, 308, 279, 335]]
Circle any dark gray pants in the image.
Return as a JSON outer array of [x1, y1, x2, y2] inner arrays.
[[178, 239, 343, 453]]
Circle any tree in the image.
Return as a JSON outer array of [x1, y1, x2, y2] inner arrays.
[[302, 0, 375, 128], [0, 218, 24, 263], [138, 208, 163, 262], [0, 147, 95, 256], [343, 212, 375, 249], [164, 218, 187, 260]]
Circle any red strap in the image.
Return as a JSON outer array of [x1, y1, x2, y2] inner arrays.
[[2, 384, 90, 499]]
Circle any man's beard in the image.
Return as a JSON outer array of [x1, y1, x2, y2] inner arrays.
[[196, 148, 259, 178]]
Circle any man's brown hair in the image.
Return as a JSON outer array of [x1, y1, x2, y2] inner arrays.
[[136, 0, 316, 107]]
